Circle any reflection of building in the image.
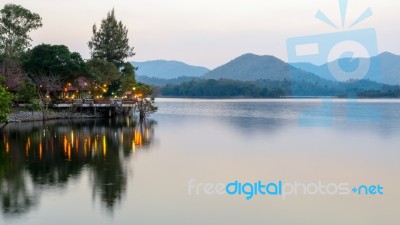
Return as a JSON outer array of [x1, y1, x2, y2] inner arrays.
[[0, 118, 156, 215]]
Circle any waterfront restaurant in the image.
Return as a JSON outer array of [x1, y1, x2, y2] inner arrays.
[[59, 76, 93, 101]]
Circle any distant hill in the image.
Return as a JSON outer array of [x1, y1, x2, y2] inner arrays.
[[202, 53, 322, 82], [132, 60, 209, 79], [292, 52, 400, 85]]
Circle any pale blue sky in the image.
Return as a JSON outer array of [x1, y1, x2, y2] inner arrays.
[[1, 0, 399, 68]]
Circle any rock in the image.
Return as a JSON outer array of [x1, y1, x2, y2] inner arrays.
[[7, 110, 103, 123]]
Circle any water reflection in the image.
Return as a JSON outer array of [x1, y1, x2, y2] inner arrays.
[[0, 118, 157, 216]]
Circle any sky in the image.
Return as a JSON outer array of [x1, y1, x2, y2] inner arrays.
[[1, 0, 399, 69]]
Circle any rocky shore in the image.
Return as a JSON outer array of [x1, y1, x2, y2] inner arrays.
[[7, 110, 103, 123]]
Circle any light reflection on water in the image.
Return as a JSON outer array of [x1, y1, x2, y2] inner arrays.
[[1, 99, 400, 225]]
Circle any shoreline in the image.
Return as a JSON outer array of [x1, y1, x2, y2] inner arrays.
[[6, 110, 104, 123]]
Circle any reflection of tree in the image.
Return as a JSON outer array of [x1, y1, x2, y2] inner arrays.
[[0, 139, 38, 217], [90, 142, 127, 210], [0, 117, 156, 216]]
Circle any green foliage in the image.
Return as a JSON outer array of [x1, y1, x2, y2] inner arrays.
[[0, 86, 13, 122], [21, 44, 87, 81], [135, 82, 155, 97], [0, 74, 5, 85], [86, 58, 121, 84], [0, 4, 42, 59], [121, 75, 136, 92], [24, 100, 41, 111], [88, 9, 134, 68], [122, 62, 135, 79], [16, 81, 36, 103], [121, 62, 136, 92]]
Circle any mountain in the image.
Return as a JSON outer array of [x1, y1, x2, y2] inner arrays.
[[292, 52, 400, 85], [202, 53, 322, 82], [132, 60, 209, 79]]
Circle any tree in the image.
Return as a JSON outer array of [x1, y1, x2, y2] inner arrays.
[[134, 83, 157, 120], [21, 44, 88, 82], [88, 9, 134, 68], [121, 62, 136, 92], [0, 4, 42, 73], [15, 81, 36, 103], [121, 62, 135, 79], [0, 86, 13, 123], [86, 58, 120, 85]]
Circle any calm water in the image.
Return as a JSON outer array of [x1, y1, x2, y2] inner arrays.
[[1, 99, 400, 225]]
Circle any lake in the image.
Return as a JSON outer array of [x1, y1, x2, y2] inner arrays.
[[1, 98, 400, 225]]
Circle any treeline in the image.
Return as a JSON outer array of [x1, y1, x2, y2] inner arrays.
[[158, 78, 400, 98], [160, 79, 285, 98]]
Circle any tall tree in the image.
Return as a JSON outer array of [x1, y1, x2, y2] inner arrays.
[[88, 9, 134, 68], [0, 4, 42, 63]]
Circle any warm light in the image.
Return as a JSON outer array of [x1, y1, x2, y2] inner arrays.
[[103, 84, 107, 87], [68, 143, 71, 161], [64, 135, 67, 154], [75, 136, 79, 152], [132, 139, 136, 153], [102, 135, 107, 157], [68, 83, 72, 86], [64, 88, 67, 92], [84, 139, 87, 157], [26, 136, 31, 156], [71, 131, 74, 147], [39, 142, 43, 160], [134, 130, 143, 146], [94, 137, 98, 152], [84, 82, 88, 86], [132, 87, 136, 90], [119, 133, 124, 144]]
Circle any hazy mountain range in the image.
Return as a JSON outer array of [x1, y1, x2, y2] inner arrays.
[[132, 60, 209, 79], [133, 52, 400, 86], [292, 52, 400, 85]]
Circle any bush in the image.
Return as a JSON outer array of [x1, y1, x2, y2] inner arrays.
[[0, 87, 14, 123]]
